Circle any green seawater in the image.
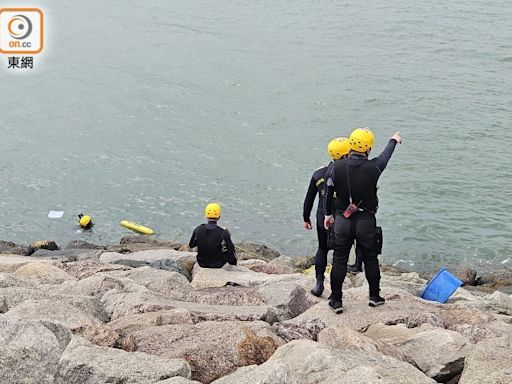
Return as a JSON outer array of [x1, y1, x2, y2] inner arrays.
[[1, 0, 511, 271]]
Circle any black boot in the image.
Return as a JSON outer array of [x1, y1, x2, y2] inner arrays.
[[311, 277, 324, 297]]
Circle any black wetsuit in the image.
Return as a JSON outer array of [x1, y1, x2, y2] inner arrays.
[[325, 139, 397, 300], [303, 165, 331, 279], [189, 221, 237, 268]]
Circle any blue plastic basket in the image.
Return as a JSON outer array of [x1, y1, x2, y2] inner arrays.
[[421, 268, 463, 303]]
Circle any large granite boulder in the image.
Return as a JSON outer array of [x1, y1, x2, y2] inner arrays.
[[0, 254, 38, 272], [0, 240, 33, 256], [318, 325, 415, 366], [31, 240, 60, 251], [211, 339, 436, 384], [57, 259, 129, 279], [100, 249, 196, 264], [234, 242, 280, 261], [101, 285, 178, 320], [64, 240, 105, 250], [55, 336, 191, 384], [0, 316, 71, 383], [5, 298, 104, 331], [42, 273, 127, 298], [364, 323, 470, 382], [14, 261, 76, 284], [277, 287, 444, 337], [108, 309, 194, 345], [257, 278, 323, 320], [0, 287, 108, 319], [191, 264, 303, 289], [459, 336, 512, 384], [123, 320, 284, 383]]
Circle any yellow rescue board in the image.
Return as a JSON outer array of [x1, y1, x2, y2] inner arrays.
[[120, 220, 155, 235]]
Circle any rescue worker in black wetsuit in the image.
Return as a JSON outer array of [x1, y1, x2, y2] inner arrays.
[[303, 137, 351, 297], [324, 128, 402, 313], [189, 203, 237, 268]]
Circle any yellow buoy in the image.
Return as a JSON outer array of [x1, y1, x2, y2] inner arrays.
[[120, 220, 154, 235]]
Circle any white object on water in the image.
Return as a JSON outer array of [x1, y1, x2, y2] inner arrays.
[[48, 211, 64, 219], [501, 258, 511, 264]]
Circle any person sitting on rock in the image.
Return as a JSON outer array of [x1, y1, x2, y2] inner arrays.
[[189, 203, 237, 268]]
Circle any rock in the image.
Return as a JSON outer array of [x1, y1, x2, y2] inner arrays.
[[290, 255, 315, 270], [449, 287, 512, 317], [364, 323, 470, 382], [64, 240, 105, 250], [14, 261, 76, 284], [59, 259, 129, 279], [31, 240, 60, 251], [100, 249, 196, 264], [476, 268, 512, 289], [238, 259, 267, 267], [318, 325, 416, 366], [173, 300, 279, 324], [176, 255, 197, 276], [0, 240, 33, 256], [45, 273, 127, 298], [0, 287, 109, 322], [106, 236, 184, 253], [459, 336, 512, 384], [120, 235, 181, 247], [257, 278, 322, 320], [191, 264, 302, 289], [77, 324, 119, 347], [5, 298, 104, 331], [55, 336, 191, 384], [156, 378, 203, 384], [101, 285, 178, 320], [108, 309, 194, 344], [250, 261, 296, 274], [211, 339, 437, 384], [279, 287, 444, 334], [150, 259, 192, 280], [30, 248, 104, 260], [0, 316, 71, 383], [184, 286, 266, 306], [114, 259, 151, 268], [124, 320, 283, 383], [454, 267, 478, 286], [0, 254, 39, 272], [104, 255, 205, 283], [110, 267, 192, 297], [234, 242, 280, 261], [422, 267, 478, 286], [0, 273, 36, 288], [274, 318, 327, 341], [379, 271, 428, 296], [255, 255, 315, 273]]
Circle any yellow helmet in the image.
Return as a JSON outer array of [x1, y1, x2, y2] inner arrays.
[[204, 203, 221, 219], [79, 215, 92, 228], [349, 127, 375, 152], [327, 137, 351, 160]]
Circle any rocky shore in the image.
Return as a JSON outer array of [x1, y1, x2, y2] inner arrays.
[[1, 236, 511, 383]]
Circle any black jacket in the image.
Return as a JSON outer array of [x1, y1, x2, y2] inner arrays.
[[325, 139, 397, 216], [303, 165, 330, 222], [189, 222, 237, 268]]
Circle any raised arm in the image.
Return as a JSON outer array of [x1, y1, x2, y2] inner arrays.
[[374, 132, 402, 172]]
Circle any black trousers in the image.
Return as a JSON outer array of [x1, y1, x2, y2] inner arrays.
[[314, 213, 330, 279], [330, 211, 381, 300]]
